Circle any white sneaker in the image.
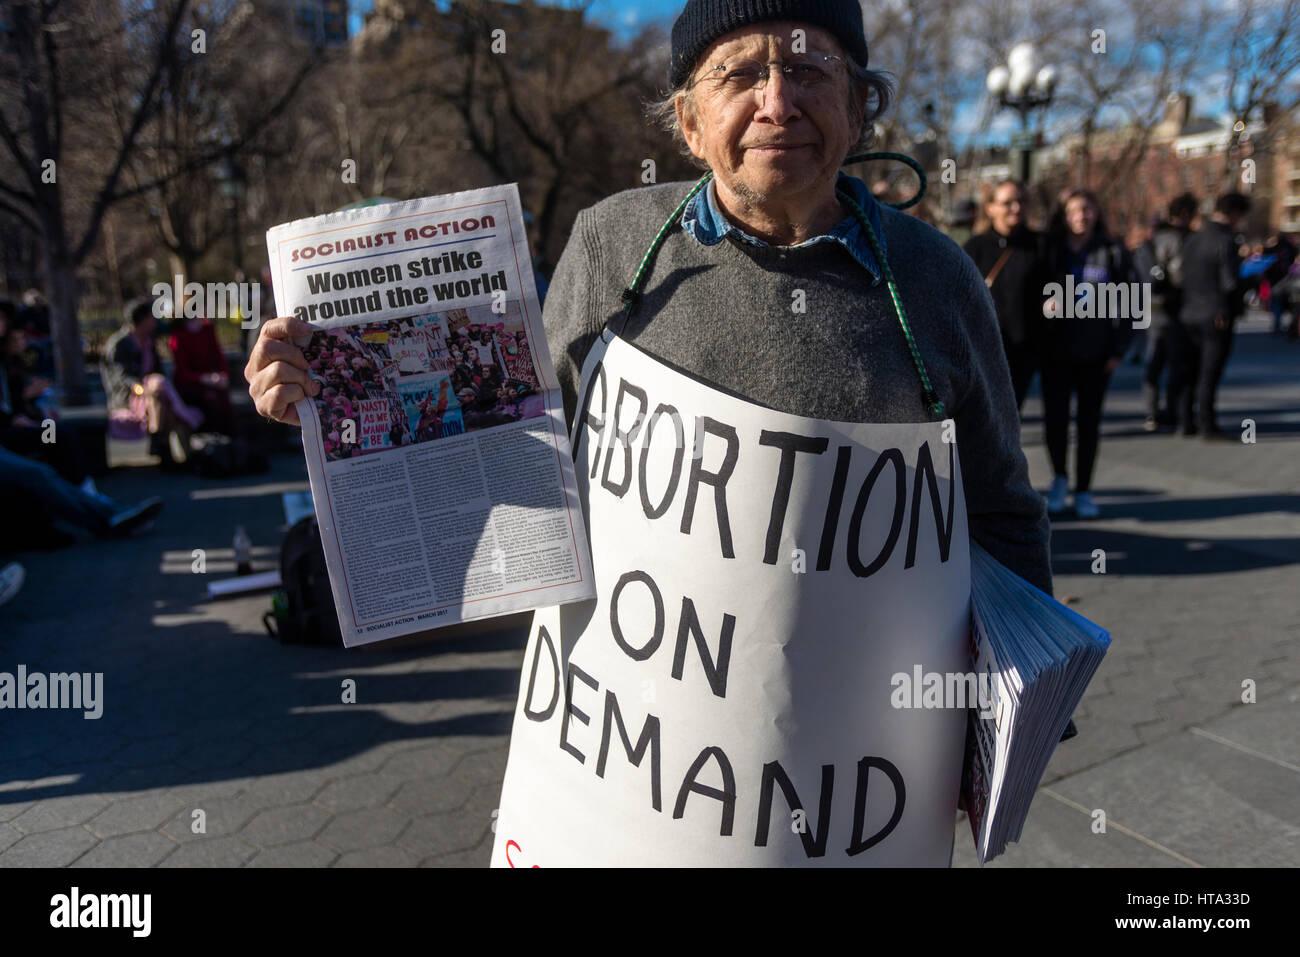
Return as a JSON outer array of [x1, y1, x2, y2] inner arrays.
[[0, 562, 25, 608], [1073, 492, 1100, 519], [1045, 476, 1069, 515]]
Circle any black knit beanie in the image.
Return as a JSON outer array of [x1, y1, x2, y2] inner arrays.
[[669, 0, 869, 89]]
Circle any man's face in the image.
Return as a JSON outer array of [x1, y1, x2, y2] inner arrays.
[[987, 184, 1024, 235], [677, 22, 862, 211]]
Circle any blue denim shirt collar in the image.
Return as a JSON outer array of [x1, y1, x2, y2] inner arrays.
[[680, 172, 885, 284]]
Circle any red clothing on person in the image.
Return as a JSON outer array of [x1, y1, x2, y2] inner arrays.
[[169, 319, 235, 434], [168, 320, 228, 389]]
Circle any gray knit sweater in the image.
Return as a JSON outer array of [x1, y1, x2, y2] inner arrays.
[[541, 180, 1053, 594]]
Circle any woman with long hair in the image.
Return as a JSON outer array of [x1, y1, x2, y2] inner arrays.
[[1040, 188, 1136, 519]]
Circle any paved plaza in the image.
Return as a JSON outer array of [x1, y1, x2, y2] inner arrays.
[[2, 318, 1297, 867]]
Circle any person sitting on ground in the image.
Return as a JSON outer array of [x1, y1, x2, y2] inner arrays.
[[0, 302, 99, 490], [169, 311, 236, 435], [102, 297, 203, 465], [0, 561, 25, 608], [0, 441, 163, 544]]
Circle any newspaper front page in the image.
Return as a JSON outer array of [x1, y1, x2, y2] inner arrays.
[[266, 185, 594, 646]]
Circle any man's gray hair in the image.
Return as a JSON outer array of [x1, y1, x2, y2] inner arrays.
[[645, 58, 893, 169]]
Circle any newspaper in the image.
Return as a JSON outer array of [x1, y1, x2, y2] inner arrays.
[[960, 542, 1110, 862], [265, 185, 594, 646]]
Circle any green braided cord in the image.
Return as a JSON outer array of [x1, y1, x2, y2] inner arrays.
[[621, 173, 714, 318], [837, 185, 948, 420], [842, 151, 927, 211], [618, 159, 943, 420]]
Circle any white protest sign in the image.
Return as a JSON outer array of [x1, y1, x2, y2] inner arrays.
[[491, 334, 971, 867]]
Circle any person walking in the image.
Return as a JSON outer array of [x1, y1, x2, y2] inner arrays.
[[1040, 188, 1135, 519], [1168, 192, 1251, 439], [963, 179, 1049, 410], [1133, 193, 1197, 431]]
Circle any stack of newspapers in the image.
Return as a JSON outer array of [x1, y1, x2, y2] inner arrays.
[[960, 541, 1111, 864]]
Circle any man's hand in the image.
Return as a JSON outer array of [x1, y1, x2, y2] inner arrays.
[[1105, 356, 1122, 374], [245, 317, 318, 426]]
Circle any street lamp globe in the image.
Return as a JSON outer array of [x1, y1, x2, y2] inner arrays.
[[1007, 44, 1037, 96], [986, 65, 1010, 95], [1006, 42, 1038, 75]]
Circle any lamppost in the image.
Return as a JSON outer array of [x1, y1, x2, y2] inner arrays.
[[213, 154, 248, 350], [986, 43, 1057, 184]]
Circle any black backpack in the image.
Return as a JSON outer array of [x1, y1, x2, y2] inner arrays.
[[190, 433, 270, 478], [264, 516, 344, 646]]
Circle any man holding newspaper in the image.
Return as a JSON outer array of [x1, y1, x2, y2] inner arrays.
[[249, 0, 1056, 867]]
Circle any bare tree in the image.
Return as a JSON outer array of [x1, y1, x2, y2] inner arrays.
[[1219, 0, 1300, 180], [0, 1, 192, 401], [0, 0, 321, 400]]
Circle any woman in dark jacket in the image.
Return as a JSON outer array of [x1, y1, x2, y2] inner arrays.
[[1040, 189, 1135, 519]]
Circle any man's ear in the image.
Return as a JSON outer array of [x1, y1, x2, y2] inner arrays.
[[676, 93, 706, 161]]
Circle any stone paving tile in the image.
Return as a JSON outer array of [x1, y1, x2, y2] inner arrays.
[[312, 773, 407, 813], [1049, 707, 1300, 867], [0, 801, 36, 825], [239, 804, 332, 848], [236, 774, 330, 811], [70, 832, 177, 868], [420, 842, 492, 868], [953, 793, 1189, 868], [386, 770, 479, 818], [86, 792, 186, 838], [334, 845, 417, 867], [2, 826, 99, 867], [157, 836, 258, 867], [399, 810, 489, 861], [246, 841, 339, 868], [317, 807, 408, 853], [0, 823, 24, 854], [159, 794, 266, 843], [9, 795, 110, 835]]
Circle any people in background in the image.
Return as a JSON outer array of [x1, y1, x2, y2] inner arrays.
[[0, 301, 98, 489], [101, 297, 203, 465], [1040, 188, 1135, 519], [1133, 193, 1197, 432], [963, 180, 1050, 411], [169, 312, 235, 435], [1167, 192, 1251, 439]]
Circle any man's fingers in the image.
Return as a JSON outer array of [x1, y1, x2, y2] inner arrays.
[[260, 382, 310, 423], [258, 316, 315, 343], [253, 359, 316, 398], [251, 360, 318, 425], [251, 337, 310, 373]]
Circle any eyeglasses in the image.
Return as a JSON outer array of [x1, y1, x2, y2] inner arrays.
[[691, 53, 845, 96]]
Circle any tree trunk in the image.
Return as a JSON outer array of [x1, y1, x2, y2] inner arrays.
[[44, 247, 88, 406]]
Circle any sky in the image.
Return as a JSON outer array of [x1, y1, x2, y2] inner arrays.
[[347, 0, 682, 37]]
